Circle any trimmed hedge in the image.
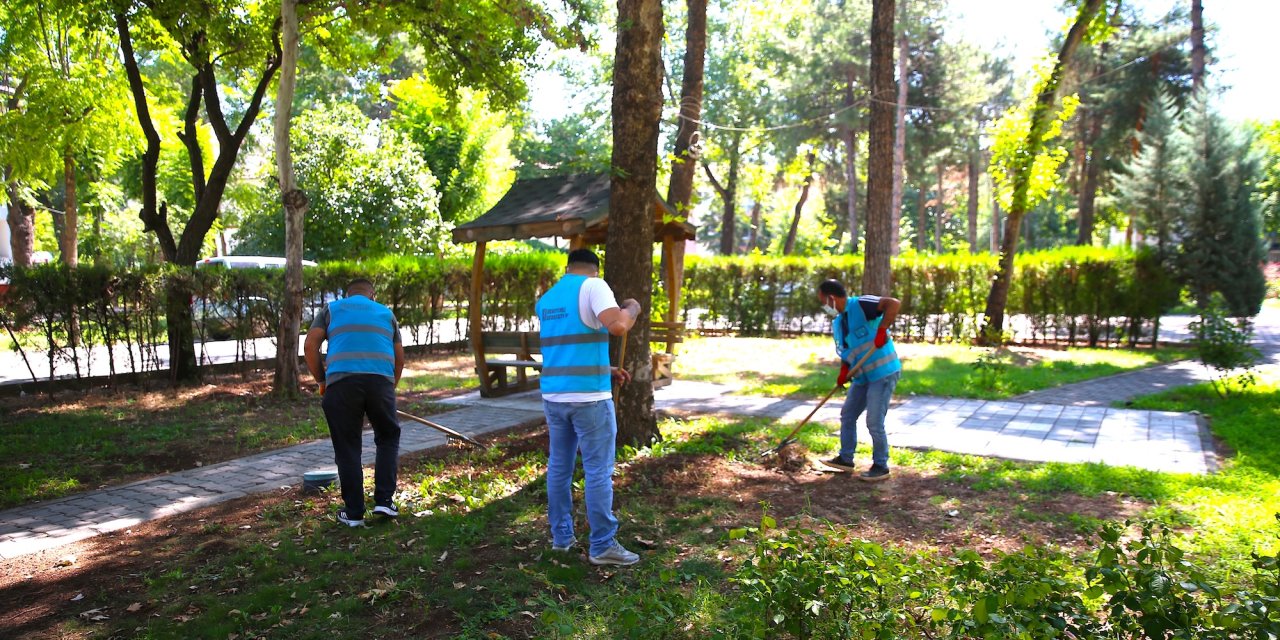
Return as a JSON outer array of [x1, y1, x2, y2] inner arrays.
[[0, 247, 1177, 384]]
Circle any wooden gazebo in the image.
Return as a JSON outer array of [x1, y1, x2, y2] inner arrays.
[[451, 173, 696, 397]]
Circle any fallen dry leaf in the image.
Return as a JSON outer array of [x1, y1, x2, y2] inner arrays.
[[126, 602, 143, 613]]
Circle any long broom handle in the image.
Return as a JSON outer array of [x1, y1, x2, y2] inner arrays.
[[396, 409, 488, 449]]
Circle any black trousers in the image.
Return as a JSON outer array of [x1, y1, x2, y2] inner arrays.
[[321, 374, 400, 518]]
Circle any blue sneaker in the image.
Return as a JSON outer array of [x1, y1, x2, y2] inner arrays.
[[337, 510, 366, 527]]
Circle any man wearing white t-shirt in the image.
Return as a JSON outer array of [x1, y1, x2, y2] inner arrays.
[[535, 248, 641, 566]]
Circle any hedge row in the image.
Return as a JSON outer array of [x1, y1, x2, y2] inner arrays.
[[0, 247, 1177, 383]]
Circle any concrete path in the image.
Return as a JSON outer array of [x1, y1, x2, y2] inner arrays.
[[444, 380, 1213, 475]]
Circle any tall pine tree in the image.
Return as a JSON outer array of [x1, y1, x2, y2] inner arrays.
[[1180, 94, 1267, 317], [1113, 90, 1189, 257]]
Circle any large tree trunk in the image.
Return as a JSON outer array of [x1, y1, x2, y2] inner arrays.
[[1190, 0, 1205, 90], [61, 155, 78, 266], [1076, 112, 1104, 245], [609, 0, 663, 447], [663, 0, 707, 295], [273, 0, 307, 397], [783, 152, 816, 255], [967, 143, 979, 252], [981, 0, 1105, 343], [862, 0, 896, 295], [891, 0, 909, 256]]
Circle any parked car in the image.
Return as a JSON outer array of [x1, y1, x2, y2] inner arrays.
[[193, 256, 318, 340]]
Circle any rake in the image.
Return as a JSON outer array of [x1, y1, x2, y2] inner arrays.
[[757, 346, 875, 459], [396, 409, 489, 449]]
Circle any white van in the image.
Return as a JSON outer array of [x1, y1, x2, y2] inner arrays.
[[197, 256, 317, 269]]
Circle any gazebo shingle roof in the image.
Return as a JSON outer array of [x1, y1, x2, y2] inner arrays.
[[451, 173, 694, 244]]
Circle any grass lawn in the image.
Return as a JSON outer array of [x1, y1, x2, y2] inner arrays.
[[0, 352, 478, 510], [5, 383, 1278, 638], [676, 335, 1189, 399]]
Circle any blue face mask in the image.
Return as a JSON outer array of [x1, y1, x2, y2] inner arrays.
[[821, 299, 838, 317]]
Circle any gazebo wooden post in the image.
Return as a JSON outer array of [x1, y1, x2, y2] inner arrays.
[[663, 235, 680, 355], [469, 241, 490, 395], [568, 235, 586, 251]]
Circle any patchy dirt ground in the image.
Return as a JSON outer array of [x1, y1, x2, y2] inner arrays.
[[0, 417, 1150, 639]]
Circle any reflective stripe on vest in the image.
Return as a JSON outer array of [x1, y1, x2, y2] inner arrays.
[[837, 307, 901, 385], [536, 274, 611, 394], [325, 295, 396, 379]]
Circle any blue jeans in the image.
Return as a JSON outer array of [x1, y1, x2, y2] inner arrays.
[[543, 399, 619, 557], [839, 371, 899, 467]]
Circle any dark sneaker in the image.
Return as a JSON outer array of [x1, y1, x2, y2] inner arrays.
[[588, 543, 640, 566], [551, 537, 577, 552], [372, 502, 399, 517], [337, 510, 366, 527], [823, 455, 857, 471], [858, 465, 891, 482]]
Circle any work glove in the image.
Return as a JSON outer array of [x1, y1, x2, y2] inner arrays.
[[837, 361, 852, 387], [875, 326, 889, 348]]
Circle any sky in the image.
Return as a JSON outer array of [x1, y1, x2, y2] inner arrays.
[[946, 0, 1277, 123], [529, 0, 1276, 125]]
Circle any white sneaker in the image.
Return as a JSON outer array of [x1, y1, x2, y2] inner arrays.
[[551, 537, 577, 552], [588, 542, 640, 566]]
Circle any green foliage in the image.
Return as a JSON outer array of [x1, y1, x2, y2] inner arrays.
[[388, 75, 517, 225], [1252, 120, 1280, 238], [235, 103, 443, 261], [1180, 95, 1269, 317], [1188, 293, 1262, 398], [683, 247, 1177, 343], [1114, 90, 1190, 253]]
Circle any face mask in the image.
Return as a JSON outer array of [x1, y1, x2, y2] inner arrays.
[[821, 301, 838, 317]]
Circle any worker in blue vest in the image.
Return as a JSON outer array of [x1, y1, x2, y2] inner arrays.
[[537, 248, 641, 566], [304, 278, 405, 527], [817, 279, 902, 481]]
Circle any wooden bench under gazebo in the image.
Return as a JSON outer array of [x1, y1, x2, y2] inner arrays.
[[452, 173, 696, 397]]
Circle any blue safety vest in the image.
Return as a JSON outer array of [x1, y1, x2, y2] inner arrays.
[[324, 295, 397, 381], [536, 274, 611, 394], [835, 301, 901, 385]]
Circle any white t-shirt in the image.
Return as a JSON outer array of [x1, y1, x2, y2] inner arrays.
[[543, 277, 619, 403]]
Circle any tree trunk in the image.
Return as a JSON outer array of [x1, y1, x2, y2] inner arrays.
[[1076, 111, 1104, 245], [981, 0, 1105, 343], [783, 152, 816, 255], [1190, 0, 1205, 90], [663, 0, 707, 300], [704, 135, 741, 256], [862, 0, 896, 296], [61, 154, 78, 266], [990, 188, 1000, 253], [746, 199, 762, 251], [934, 161, 945, 253], [273, 0, 307, 398], [916, 185, 926, 251], [5, 185, 34, 267], [844, 124, 859, 253], [891, 0, 909, 256], [609, 0, 664, 447], [967, 143, 979, 252]]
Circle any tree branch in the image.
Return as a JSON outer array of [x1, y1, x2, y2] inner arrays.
[[701, 160, 727, 199], [176, 74, 207, 205], [115, 11, 176, 262]]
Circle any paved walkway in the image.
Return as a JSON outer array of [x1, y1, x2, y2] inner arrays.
[[4, 307, 1277, 560]]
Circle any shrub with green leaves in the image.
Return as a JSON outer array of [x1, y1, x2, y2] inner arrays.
[[1189, 292, 1262, 398]]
